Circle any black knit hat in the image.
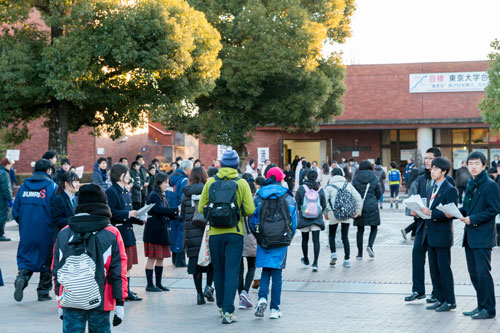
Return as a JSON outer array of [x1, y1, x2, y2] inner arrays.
[[78, 184, 108, 205]]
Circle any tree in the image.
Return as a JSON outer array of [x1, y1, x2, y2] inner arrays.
[[480, 39, 500, 130], [0, 0, 222, 155], [160, 0, 355, 157]]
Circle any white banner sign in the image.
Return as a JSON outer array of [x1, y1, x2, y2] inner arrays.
[[6, 149, 20, 161], [217, 145, 231, 160], [257, 147, 270, 165], [409, 71, 489, 93], [97, 148, 105, 155]]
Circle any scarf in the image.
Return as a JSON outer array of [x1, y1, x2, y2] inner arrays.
[[462, 170, 488, 212]]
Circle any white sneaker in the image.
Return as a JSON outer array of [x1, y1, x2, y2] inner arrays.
[[330, 252, 337, 266], [254, 298, 267, 318], [238, 299, 246, 309], [270, 309, 282, 319], [343, 259, 351, 267]]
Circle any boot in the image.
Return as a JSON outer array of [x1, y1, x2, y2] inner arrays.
[[145, 269, 161, 292], [14, 270, 32, 302], [155, 266, 169, 291], [37, 271, 53, 301], [204, 285, 215, 302], [197, 293, 206, 305], [172, 252, 177, 266]]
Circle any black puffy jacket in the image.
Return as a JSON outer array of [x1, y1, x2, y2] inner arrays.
[[353, 169, 381, 227], [181, 183, 205, 258]]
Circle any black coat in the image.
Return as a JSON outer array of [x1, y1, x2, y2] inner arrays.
[[353, 169, 381, 226], [143, 190, 178, 245], [139, 166, 150, 197], [459, 177, 500, 249], [295, 179, 327, 230], [51, 191, 75, 240], [129, 168, 142, 203], [181, 183, 206, 257], [106, 183, 141, 247], [423, 180, 457, 248]]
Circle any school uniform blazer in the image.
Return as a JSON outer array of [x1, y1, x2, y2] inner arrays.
[[51, 192, 75, 238], [459, 177, 500, 249], [423, 179, 457, 248]]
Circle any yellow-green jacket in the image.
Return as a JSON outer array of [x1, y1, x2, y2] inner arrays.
[[198, 167, 256, 236]]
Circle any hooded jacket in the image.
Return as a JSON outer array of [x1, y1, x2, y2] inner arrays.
[[373, 164, 386, 193], [52, 203, 128, 312], [166, 169, 189, 210], [324, 175, 363, 225], [13, 172, 57, 272], [249, 181, 297, 269], [352, 169, 381, 226]]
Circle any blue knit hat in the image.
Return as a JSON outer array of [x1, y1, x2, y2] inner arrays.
[[220, 150, 239, 169]]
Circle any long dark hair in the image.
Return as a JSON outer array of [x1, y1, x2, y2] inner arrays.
[[153, 172, 169, 194], [321, 163, 329, 175], [305, 169, 319, 190], [189, 167, 208, 185], [56, 171, 79, 195]]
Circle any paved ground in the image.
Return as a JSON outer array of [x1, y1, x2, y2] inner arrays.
[[2, 204, 500, 332]]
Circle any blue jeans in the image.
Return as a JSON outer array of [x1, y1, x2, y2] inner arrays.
[[258, 268, 283, 310], [209, 233, 243, 313], [170, 219, 183, 253], [63, 308, 110, 333]]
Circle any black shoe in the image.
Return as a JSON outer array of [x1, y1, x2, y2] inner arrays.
[[204, 286, 215, 302], [146, 286, 162, 292], [472, 309, 495, 319], [197, 293, 206, 305], [426, 295, 438, 303], [126, 293, 143, 301], [426, 301, 442, 310], [14, 275, 25, 302], [38, 294, 52, 301], [0, 235, 11, 241], [463, 308, 480, 316], [435, 302, 456, 312], [156, 284, 170, 291], [301, 258, 310, 266], [404, 292, 425, 302]]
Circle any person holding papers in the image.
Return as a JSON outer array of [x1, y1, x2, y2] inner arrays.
[[419, 157, 457, 312], [456, 151, 500, 319], [143, 172, 179, 292]]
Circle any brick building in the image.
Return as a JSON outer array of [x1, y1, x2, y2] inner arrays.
[[199, 60, 494, 172]]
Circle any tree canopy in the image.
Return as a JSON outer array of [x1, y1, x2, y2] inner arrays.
[[0, 0, 222, 155], [480, 39, 500, 130], [160, 0, 355, 155]]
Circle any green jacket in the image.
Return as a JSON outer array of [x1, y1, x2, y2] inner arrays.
[[198, 167, 255, 236], [0, 165, 12, 222]]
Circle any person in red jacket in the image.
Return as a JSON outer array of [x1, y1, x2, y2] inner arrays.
[[52, 184, 128, 332]]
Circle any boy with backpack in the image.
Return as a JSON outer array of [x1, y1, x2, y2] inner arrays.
[[324, 168, 363, 267], [388, 161, 401, 209], [249, 167, 297, 319], [52, 184, 128, 332], [198, 150, 255, 324]]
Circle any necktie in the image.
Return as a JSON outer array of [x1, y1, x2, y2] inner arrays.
[[72, 196, 77, 209]]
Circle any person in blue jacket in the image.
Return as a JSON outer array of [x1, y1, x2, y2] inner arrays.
[[166, 159, 192, 267], [12, 159, 58, 302], [249, 167, 297, 320]]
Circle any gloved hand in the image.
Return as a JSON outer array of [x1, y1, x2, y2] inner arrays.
[[113, 305, 124, 326], [58, 308, 63, 320], [8, 200, 13, 208]]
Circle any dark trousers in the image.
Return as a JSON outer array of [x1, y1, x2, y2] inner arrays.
[[0, 218, 6, 237], [404, 221, 417, 237], [428, 246, 455, 304], [329, 223, 350, 259], [16, 269, 52, 296], [356, 225, 377, 256], [412, 229, 428, 295], [239, 256, 256, 294], [63, 308, 110, 333], [301, 231, 320, 265], [457, 186, 466, 204], [465, 246, 496, 315], [258, 268, 282, 310], [209, 233, 243, 314]]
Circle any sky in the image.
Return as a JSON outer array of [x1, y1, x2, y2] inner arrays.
[[326, 0, 500, 65]]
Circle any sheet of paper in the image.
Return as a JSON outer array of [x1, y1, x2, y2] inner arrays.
[[136, 203, 155, 220], [436, 203, 464, 219], [75, 166, 84, 179], [403, 195, 431, 219]]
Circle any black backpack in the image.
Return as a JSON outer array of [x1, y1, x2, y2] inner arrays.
[[205, 175, 241, 230], [252, 193, 293, 249]]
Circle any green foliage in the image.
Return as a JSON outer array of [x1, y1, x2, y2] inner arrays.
[[0, 0, 222, 151], [160, 0, 354, 151], [480, 39, 500, 129]]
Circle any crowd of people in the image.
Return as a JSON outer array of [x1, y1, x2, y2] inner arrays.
[[0, 147, 499, 330]]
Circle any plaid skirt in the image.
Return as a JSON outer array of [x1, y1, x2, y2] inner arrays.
[[144, 242, 171, 259], [125, 245, 138, 270]]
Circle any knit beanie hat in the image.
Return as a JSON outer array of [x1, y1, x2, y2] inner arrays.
[[78, 184, 108, 205], [220, 150, 239, 169], [266, 167, 285, 182]]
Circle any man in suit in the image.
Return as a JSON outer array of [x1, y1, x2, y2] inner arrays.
[[457, 151, 500, 319], [419, 157, 457, 312], [405, 147, 442, 303]]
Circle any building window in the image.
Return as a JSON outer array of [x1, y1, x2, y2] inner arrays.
[[399, 130, 417, 144], [471, 128, 488, 144], [452, 129, 469, 145]]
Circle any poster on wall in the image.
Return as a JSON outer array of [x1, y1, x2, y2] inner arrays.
[[490, 149, 500, 166], [453, 149, 469, 169], [217, 145, 231, 160], [257, 147, 270, 165], [6, 149, 20, 161], [97, 148, 105, 155], [400, 149, 414, 161]]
